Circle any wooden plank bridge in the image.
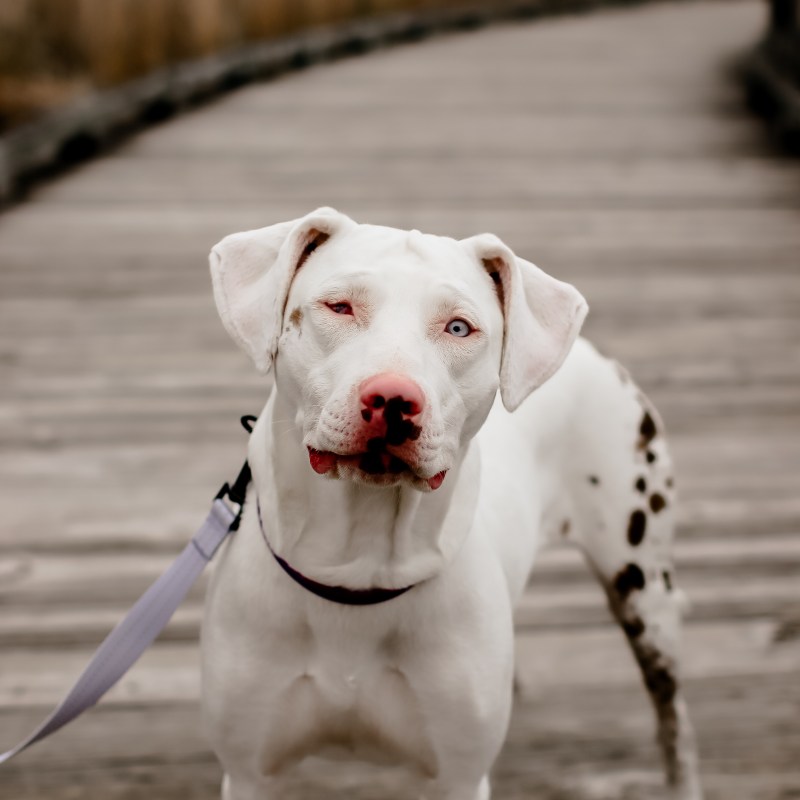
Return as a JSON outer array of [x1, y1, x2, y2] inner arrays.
[[1, 1, 799, 797]]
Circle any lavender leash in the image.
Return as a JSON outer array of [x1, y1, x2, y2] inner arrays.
[[0, 460, 250, 764]]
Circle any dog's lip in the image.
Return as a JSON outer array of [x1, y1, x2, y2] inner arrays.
[[307, 446, 447, 490]]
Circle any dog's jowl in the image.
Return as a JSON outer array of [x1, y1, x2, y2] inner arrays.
[[202, 208, 703, 800]]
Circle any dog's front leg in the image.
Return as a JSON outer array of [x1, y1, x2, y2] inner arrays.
[[221, 772, 290, 800], [422, 774, 491, 800]]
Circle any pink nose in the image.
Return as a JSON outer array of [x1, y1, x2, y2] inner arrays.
[[360, 373, 424, 418], [359, 373, 425, 441]]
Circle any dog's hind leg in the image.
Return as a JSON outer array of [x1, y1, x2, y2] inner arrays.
[[601, 558, 702, 800], [561, 380, 703, 799], [575, 521, 702, 798]]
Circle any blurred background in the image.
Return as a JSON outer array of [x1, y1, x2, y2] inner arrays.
[[0, 1, 799, 798]]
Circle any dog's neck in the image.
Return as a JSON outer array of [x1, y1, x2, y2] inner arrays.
[[247, 390, 480, 590]]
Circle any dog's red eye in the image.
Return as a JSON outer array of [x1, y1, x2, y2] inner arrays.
[[445, 318, 472, 338], [326, 302, 353, 315]]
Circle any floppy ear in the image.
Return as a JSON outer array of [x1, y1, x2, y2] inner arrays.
[[209, 207, 355, 372], [463, 233, 588, 412]]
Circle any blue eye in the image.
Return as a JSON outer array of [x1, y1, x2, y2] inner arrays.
[[445, 318, 472, 338]]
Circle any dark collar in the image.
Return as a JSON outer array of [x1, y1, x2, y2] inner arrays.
[[255, 498, 415, 606]]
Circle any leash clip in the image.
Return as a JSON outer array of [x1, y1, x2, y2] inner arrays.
[[214, 415, 256, 529], [215, 460, 251, 531]]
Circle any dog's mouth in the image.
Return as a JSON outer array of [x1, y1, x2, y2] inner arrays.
[[307, 445, 447, 491]]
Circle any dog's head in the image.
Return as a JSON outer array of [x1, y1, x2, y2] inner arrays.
[[211, 207, 587, 492]]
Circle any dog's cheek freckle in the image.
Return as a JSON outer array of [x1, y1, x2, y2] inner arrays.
[[649, 493, 667, 513], [646, 450, 657, 464], [635, 476, 647, 493]]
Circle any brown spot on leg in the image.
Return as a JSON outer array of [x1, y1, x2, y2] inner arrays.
[[588, 475, 600, 485], [622, 615, 646, 638], [646, 449, 657, 464], [649, 493, 667, 513], [614, 563, 646, 600], [635, 476, 647, 493], [627, 509, 647, 546], [640, 410, 657, 443], [288, 307, 303, 328], [637, 406, 660, 454]]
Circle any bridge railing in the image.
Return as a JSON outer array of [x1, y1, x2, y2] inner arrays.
[[743, 0, 800, 153]]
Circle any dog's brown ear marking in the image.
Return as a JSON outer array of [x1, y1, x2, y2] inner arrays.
[[483, 258, 505, 309], [296, 229, 330, 270]]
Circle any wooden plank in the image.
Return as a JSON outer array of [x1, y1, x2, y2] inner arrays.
[[29, 157, 800, 208], [1, 617, 798, 708], [1, 673, 798, 798]]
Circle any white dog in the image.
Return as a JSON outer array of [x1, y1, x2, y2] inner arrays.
[[201, 207, 702, 799]]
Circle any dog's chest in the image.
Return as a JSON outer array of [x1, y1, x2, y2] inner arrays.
[[260, 653, 438, 777]]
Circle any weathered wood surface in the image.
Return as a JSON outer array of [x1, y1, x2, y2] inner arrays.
[[1, 1, 799, 798]]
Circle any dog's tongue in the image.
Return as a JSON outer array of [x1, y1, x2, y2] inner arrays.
[[308, 448, 337, 474], [427, 470, 447, 491]]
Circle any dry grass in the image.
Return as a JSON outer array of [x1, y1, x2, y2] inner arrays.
[[0, 0, 482, 129]]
